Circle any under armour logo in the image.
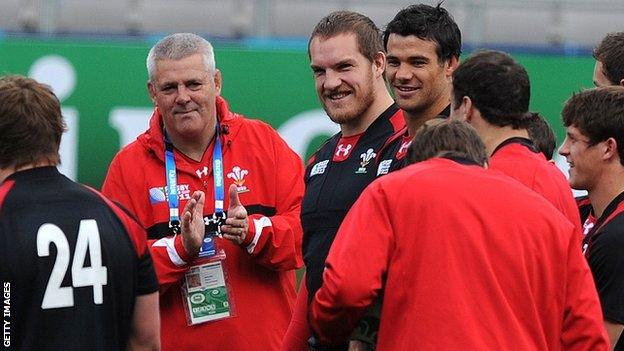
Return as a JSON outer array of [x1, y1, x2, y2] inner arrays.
[[196, 166, 209, 178], [335, 144, 352, 157]]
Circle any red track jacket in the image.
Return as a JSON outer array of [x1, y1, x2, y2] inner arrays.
[[103, 96, 304, 350]]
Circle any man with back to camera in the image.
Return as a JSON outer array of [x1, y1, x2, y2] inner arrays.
[[0, 75, 160, 350], [559, 87, 624, 349], [450, 50, 582, 237], [376, 2, 461, 176], [309, 120, 609, 350], [102, 33, 305, 350], [593, 32, 624, 87], [282, 10, 405, 351]]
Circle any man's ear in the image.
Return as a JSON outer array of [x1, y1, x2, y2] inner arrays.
[[619, 78, 624, 87], [462, 96, 475, 122], [604, 137, 619, 162], [445, 55, 460, 78], [147, 80, 157, 105], [213, 69, 222, 96], [372, 51, 386, 78]]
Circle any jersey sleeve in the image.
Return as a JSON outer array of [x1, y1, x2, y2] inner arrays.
[[561, 222, 610, 350], [587, 218, 624, 325], [91, 186, 160, 296], [238, 130, 305, 271], [309, 180, 394, 346], [282, 274, 312, 351]]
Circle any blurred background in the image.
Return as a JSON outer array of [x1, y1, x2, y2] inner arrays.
[[0, 0, 621, 187]]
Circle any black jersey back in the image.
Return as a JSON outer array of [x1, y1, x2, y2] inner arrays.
[[302, 104, 403, 301], [0, 167, 158, 351]]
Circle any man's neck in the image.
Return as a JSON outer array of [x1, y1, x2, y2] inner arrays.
[[341, 87, 395, 137], [0, 162, 54, 183], [167, 127, 216, 162], [478, 125, 529, 157], [404, 98, 449, 137], [588, 168, 624, 218]]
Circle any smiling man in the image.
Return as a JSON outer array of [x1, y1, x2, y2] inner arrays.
[[559, 87, 624, 350], [103, 33, 305, 351], [376, 3, 461, 176], [282, 11, 404, 351]]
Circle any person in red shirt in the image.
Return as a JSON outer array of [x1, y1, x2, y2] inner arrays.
[[309, 120, 609, 350], [559, 87, 624, 349], [450, 50, 582, 238], [102, 33, 305, 350]]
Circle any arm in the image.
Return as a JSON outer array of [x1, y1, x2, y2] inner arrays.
[[561, 224, 610, 350], [103, 156, 206, 291], [126, 292, 160, 351], [309, 181, 394, 346], [149, 191, 206, 291], [221, 131, 305, 271], [585, 222, 624, 350], [605, 320, 624, 350], [281, 274, 311, 351]]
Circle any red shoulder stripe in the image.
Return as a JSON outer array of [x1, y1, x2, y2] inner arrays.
[[389, 109, 406, 133], [85, 185, 148, 257], [0, 180, 15, 213]]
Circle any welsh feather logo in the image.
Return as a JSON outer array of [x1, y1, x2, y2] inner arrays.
[[356, 148, 376, 174], [227, 166, 249, 193]]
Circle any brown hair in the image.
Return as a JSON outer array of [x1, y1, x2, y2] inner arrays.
[[562, 86, 624, 165], [308, 10, 383, 62], [593, 32, 624, 85], [407, 120, 488, 166], [0, 75, 66, 169]]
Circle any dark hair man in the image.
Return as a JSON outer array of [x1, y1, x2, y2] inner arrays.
[[284, 11, 405, 351], [376, 2, 461, 176], [593, 32, 624, 87], [407, 120, 487, 165], [559, 87, 624, 349], [102, 33, 305, 350], [450, 50, 582, 237], [526, 112, 557, 160], [0, 75, 160, 350], [309, 119, 608, 350]]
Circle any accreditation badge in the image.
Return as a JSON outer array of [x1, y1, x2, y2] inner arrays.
[[181, 250, 235, 325]]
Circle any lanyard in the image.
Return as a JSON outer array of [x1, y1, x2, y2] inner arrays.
[[164, 124, 224, 234]]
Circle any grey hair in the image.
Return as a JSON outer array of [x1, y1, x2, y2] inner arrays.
[[146, 33, 216, 81]]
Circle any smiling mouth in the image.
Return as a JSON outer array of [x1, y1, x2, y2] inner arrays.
[[394, 86, 419, 93], [325, 91, 351, 101]]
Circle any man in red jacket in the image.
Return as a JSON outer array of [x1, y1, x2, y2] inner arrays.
[[310, 120, 609, 350], [450, 50, 582, 238], [102, 33, 305, 350]]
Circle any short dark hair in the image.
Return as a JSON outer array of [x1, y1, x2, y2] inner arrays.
[[0, 75, 66, 169], [383, 2, 461, 63], [526, 112, 557, 160], [593, 32, 624, 85], [309, 11, 383, 62], [407, 120, 487, 166], [562, 86, 624, 165], [452, 50, 531, 129]]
